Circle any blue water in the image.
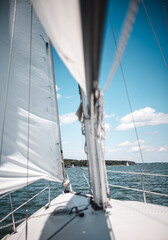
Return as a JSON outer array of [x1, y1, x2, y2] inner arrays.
[[0, 162, 168, 239]]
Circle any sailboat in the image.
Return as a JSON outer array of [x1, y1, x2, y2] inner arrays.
[[0, 0, 168, 239]]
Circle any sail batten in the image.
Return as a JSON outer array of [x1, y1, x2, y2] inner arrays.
[[0, 0, 63, 195]]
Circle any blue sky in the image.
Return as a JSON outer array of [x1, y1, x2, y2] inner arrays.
[[52, 0, 168, 163]]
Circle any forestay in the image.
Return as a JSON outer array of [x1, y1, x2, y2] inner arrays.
[[0, 0, 63, 195]]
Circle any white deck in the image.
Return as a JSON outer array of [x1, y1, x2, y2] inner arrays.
[[3, 192, 168, 240]]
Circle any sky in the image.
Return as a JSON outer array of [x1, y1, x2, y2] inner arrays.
[[52, 0, 168, 163]]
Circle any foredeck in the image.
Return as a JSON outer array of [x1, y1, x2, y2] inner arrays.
[[3, 192, 168, 240]]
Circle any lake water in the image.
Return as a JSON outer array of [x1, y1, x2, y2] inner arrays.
[[0, 162, 168, 239]]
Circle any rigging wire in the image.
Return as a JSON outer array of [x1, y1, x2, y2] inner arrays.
[[162, 0, 168, 31], [26, 4, 33, 240], [102, 0, 139, 94], [106, 8, 153, 203], [141, 0, 168, 70], [0, 0, 17, 166]]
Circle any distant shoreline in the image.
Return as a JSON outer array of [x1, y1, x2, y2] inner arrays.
[[64, 159, 135, 167]]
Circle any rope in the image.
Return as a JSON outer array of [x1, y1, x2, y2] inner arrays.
[[142, 0, 168, 70], [103, 0, 139, 94], [26, 5, 33, 240], [162, 0, 168, 31], [0, 0, 17, 166]]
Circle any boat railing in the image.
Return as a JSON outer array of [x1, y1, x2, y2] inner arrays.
[[107, 170, 168, 202], [0, 184, 51, 232]]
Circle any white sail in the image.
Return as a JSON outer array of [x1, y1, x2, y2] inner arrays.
[[0, 0, 63, 195], [32, 0, 86, 94]]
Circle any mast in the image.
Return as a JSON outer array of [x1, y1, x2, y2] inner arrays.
[[79, 0, 109, 208], [81, 91, 109, 208]]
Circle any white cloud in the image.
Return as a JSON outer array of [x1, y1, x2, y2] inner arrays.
[[128, 144, 163, 153], [158, 147, 168, 152], [104, 140, 168, 162], [106, 139, 157, 153], [104, 123, 111, 132], [60, 112, 77, 125], [57, 93, 61, 99], [117, 139, 167, 153], [65, 96, 73, 99], [116, 107, 168, 131], [118, 140, 144, 147], [118, 141, 131, 147], [105, 113, 115, 119], [55, 85, 61, 99], [127, 145, 149, 153], [148, 131, 159, 136], [55, 85, 59, 91], [103, 146, 122, 153], [127, 146, 140, 152]]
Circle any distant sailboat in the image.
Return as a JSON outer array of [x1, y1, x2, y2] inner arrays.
[[0, 0, 168, 239]]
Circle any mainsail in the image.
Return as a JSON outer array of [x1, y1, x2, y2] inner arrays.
[[0, 0, 63, 195]]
